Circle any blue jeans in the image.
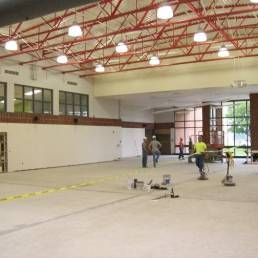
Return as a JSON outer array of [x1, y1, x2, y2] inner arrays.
[[179, 148, 184, 159], [195, 154, 204, 173], [142, 152, 147, 168], [152, 151, 160, 167]]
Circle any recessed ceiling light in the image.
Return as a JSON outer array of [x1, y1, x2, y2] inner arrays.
[[68, 24, 82, 37], [5, 40, 18, 51], [194, 28, 207, 42], [56, 54, 68, 64], [115, 42, 128, 53], [157, 4, 173, 19]]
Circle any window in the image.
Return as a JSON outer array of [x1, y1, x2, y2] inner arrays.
[[210, 100, 250, 157], [59, 91, 89, 117], [0, 82, 7, 112], [14, 85, 53, 114], [174, 108, 203, 153]]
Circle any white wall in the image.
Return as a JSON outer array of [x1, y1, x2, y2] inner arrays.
[[154, 111, 174, 123], [1, 123, 121, 171], [92, 98, 119, 119], [121, 128, 145, 158], [94, 57, 258, 97], [0, 62, 94, 115], [120, 103, 154, 123], [0, 62, 156, 171]]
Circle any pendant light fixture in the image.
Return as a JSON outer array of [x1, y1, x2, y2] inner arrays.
[[68, 23, 82, 37], [115, 42, 128, 53], [157, 3, 173, 20], [95, 64, 105, 73], [149, 56, 160, 66], [194, 27, 207, 42], [5, 39, 18, 51], [56, 54, 68, 64], [218, 45, 229, 58]]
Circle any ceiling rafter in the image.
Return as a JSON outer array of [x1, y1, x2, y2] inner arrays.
[[0, 0, 257, 76]]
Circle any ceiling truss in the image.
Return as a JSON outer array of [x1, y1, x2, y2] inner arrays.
[[0, 0, 258, 77]]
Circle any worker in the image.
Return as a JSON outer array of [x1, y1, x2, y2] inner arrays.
[[194, 136, 207, 179], [178, 137, 185, 160], [142, 137, 148, 168], [149, 135, 162, 168], [188, 137, 193, 163]]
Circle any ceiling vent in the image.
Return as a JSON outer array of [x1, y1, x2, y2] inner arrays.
[[4, 70, 19, 76], [67, 81, 78, 86]]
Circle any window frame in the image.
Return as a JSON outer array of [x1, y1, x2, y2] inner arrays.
[[174, 108, 203, 154], [59, 90, 89, 117], [210, 100, 250, 157], [0, 82, 7, 112], [14, 84, 53, 114]]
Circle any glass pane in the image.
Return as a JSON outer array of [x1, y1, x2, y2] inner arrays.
[[223, 102, 233, 117], [74, 94, 80, 105], [196, 121, 203, 127], [34, 101, 43, 113], [247, 101, 250, 115], [81, 95, 87, 106], [175, 128, 185, 145], [235, 147, 248, 157], [15, 85, 23, 98], [185, 109, 194, 120], [74, 105, 81, 116], [59, 104, 66, 115], [223, 117, 234, 126], [235, 117, 248, 125], [24, 100, 33, 113], [43, 102, 52, 114], [185, 128, 195, 144], [34, 88, 43, 101], [185, 121, 194, 127], [175, 111, 185, 121], [235, 101, 247, 117], [0, 98, 5, 112], [195, 108, 202, 120], [223, 125, 234, 146], [67, 104, 73, 115], [14, 99, 23, 112], [59, 91, 66, 104], [67, 93, 73, 105], [0, 84, 5, 97], [81, 106, 88, 117], [24, 87, 33, 100], [175, 121, 184, 127], [44, 89, 52, 102]]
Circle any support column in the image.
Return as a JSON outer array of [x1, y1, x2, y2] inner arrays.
[[250, 93, 258, 150], [202, 105, 210, 144]]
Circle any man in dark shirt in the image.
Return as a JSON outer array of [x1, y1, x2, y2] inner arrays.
[[142, 137, 148, 168]]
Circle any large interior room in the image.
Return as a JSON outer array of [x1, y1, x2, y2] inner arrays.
[[0, 1, 258, 257]]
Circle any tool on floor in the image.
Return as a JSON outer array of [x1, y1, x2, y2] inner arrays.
[[222, 151, 236, 186], [128, 178, 145, 189], [152, 175, 179, 199]]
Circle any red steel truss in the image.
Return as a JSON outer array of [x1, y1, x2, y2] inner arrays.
[[0, 0, 258, 77]]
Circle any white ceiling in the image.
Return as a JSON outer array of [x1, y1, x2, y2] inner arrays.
[[108, 84, 258, 110]]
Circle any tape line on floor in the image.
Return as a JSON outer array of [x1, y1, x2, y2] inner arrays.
[[0, 171, 139, 204]]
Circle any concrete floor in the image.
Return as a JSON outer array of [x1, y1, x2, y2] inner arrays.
[[0, 156, 258, 258]]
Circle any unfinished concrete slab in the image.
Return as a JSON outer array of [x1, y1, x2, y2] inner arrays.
[[0, 157, 257, 258]]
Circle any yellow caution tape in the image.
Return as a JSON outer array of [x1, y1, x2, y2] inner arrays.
[[0, 170, 141, 204]]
